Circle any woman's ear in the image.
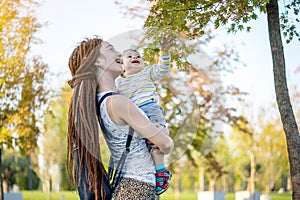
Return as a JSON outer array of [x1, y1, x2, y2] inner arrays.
[[95, 55, 105, 68]]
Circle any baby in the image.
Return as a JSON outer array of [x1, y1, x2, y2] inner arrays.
[[115, 48, 172, 195]]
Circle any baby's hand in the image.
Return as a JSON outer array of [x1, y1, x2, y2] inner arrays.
[[159, 34, 175, 51]]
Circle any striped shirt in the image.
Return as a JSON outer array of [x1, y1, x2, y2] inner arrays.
[[116, 51, 170, 106]]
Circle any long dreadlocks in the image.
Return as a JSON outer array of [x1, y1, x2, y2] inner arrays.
[[67, 37, 107, 200]]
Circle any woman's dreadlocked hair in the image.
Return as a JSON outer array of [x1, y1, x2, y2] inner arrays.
[[67, 37, 108, 200]]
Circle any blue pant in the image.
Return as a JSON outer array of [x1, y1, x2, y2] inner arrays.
[[139, 102, 166, 126], [74, 150, 112, 200], [74, 150, 97, 200], [139, 102, 166, 152]]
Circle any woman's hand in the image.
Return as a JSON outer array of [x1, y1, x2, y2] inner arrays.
[[146, 124, 169, 150]]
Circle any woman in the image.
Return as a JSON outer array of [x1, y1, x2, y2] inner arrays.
[[67, 37, 174, 200]]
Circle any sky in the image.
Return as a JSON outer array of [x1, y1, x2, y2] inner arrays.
[[33, 0, 300, 113]]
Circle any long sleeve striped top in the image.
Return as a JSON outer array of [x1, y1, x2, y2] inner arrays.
[[115, 51, 170, 106]]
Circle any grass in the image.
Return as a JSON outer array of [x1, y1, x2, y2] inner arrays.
[[160, 191, 197, 200], [20, 190, 292, 200], [160, 191, 292, 200], [269, 192, 292, 200], [22, 191, 79, 200]]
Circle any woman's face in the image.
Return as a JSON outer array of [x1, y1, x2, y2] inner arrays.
[[97, 41, 123, 76]]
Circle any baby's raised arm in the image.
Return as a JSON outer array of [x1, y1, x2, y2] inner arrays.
[[150, 34, 176, 81], [149, 50, 171, 81]]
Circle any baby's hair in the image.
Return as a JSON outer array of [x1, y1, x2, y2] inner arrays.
[[122, 48, 140, 55]]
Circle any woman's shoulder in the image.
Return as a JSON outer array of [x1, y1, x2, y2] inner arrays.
[[105, 94, 134, 113], [97, 92, 131, 110]]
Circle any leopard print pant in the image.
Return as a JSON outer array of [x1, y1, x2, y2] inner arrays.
[[112, 178, 156, 200]]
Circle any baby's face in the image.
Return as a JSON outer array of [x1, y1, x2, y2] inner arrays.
[[122, 50, 145, 73]]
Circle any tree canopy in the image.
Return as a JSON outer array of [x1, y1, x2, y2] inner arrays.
[[0, 0, 49, 152]]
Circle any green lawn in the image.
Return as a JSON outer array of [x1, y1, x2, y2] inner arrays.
[[226, 192, 291, 200], [160, 192, 292, 200], [22, 191, 79, 200], [20, 190, 292, 200], [268, 192, 292, 200], [160, 191, 292, 200]]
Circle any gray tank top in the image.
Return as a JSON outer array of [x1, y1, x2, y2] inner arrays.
[[97, 92, 156, 185]]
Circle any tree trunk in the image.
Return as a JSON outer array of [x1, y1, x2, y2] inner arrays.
[[29, 155, 33, 190], [199, 167, 205, 191], [3, 180, 8, 193], [266, 0, 300, 199], [208, 172, 215, 192], [174, 171, 180, 200], [0, 146, 3, 200], [174, 163, 181, 200], [208, 177, 215, 192], [249, 151, 255, 200], [46, 177, 50, 200]]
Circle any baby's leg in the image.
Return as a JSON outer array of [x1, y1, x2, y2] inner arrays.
[[140, 103, 171, 195], [151, 148, 164, 166], [141, 103, 166, 154]]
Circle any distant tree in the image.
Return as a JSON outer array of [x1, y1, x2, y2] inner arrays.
[[207, 134, 232, 192], [143, 0, 300, 197], [0, 0, 49, 198], [256, 107, 289, 193], [229, 110, 259, 194], [2, 149, 40, 192], [37, 85, 71, 196]]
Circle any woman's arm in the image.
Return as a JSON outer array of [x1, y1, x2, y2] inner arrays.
[[106, 95, 174, 154]]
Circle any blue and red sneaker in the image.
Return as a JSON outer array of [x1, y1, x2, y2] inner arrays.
[[155, 170, 172, 195]]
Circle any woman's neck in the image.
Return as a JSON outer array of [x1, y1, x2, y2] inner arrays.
[[97, 75, 117, 93]]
